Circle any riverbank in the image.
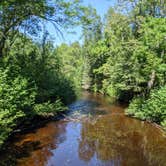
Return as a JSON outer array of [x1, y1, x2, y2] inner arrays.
[[0, 109, 68, 152]]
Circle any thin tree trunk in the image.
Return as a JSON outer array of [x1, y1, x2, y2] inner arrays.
[[0, 36, 6, 58], [148, 70, 156, 91]]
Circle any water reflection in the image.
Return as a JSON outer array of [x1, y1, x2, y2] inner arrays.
[[0, 92, 166, 166], [0, 122, 67, 166], [79, 115, 166, 166], [78, 93, 166, 166]]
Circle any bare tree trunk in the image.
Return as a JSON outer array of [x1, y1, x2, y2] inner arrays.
[[148, 70, 156, 91]]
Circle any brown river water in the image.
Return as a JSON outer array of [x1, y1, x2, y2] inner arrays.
[[0, 92, 166, 166]]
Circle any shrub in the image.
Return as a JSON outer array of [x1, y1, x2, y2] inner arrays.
[[0, 69, 36, 147], [0, 68, 68, 148], [34, 99, 67, 117], [126, 86, 166, 128]]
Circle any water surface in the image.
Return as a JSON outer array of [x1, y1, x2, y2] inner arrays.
[[0, 92, 166, 166]]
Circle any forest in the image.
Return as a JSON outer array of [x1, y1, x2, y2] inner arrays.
[[0, 0, 165, 151]]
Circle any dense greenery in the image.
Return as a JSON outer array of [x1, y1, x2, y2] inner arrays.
[[0, 36, 75, 147], [55, 42, 84, 92], [0, 0, 165, 150], [0, 0, 89, 148], [126, 86, 166, 129], [82, 1, 166, 128]]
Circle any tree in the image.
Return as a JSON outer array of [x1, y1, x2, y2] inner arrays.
[[119, 0, 166, 17], [0, 0, 88, 57], [82, 6, 102, 46], [55, 42, 84, 91]]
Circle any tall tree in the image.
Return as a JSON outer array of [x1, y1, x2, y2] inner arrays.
[[0, 0, 87, 57], [82, 6, 102, 46]]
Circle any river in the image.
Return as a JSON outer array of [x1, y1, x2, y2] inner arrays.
[[0, 92, 166, 166]]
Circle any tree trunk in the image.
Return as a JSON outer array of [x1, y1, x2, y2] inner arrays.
[[148, 70, 156, 91], [0, 36, 6, 58]]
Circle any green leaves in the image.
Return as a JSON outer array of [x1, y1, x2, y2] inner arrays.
[[0, 37, 79, 148], [88, 15, 166, 101], [34, 99, 67, 117], [139, 17, 166, 55], [0, 69, 36, 147], [55, 42, 84, 93], [82, 4, 166, 129], [0, 0, 90, 58], [127, 86, 166, 129]]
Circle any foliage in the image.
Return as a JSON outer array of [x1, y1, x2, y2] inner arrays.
[[126, 86, 166, 129], [55, 42, 84, 93], [0, 66, 68, 147], [82, 1, 166, 129], [34, 99, 67, 117], [0, 37, 77, 148], [0, 0, 166, 149], [0, 69, 35, 147], [0, 0, 90, 149], [88, 15, 165, 99], [0, 0, 88, 57]]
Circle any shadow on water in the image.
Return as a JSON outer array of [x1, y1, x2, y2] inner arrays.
[[0, 121, 68, 166], [0, 91, 166, 166]]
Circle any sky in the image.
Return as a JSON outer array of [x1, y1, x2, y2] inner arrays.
[[47, 0, 117, 46]]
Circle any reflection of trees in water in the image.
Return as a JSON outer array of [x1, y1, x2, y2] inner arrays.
[[79, 114, 166, 166], [79, 134, 96, 161], [0, 121, 67, 166], [1, 93, 166, 166]]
